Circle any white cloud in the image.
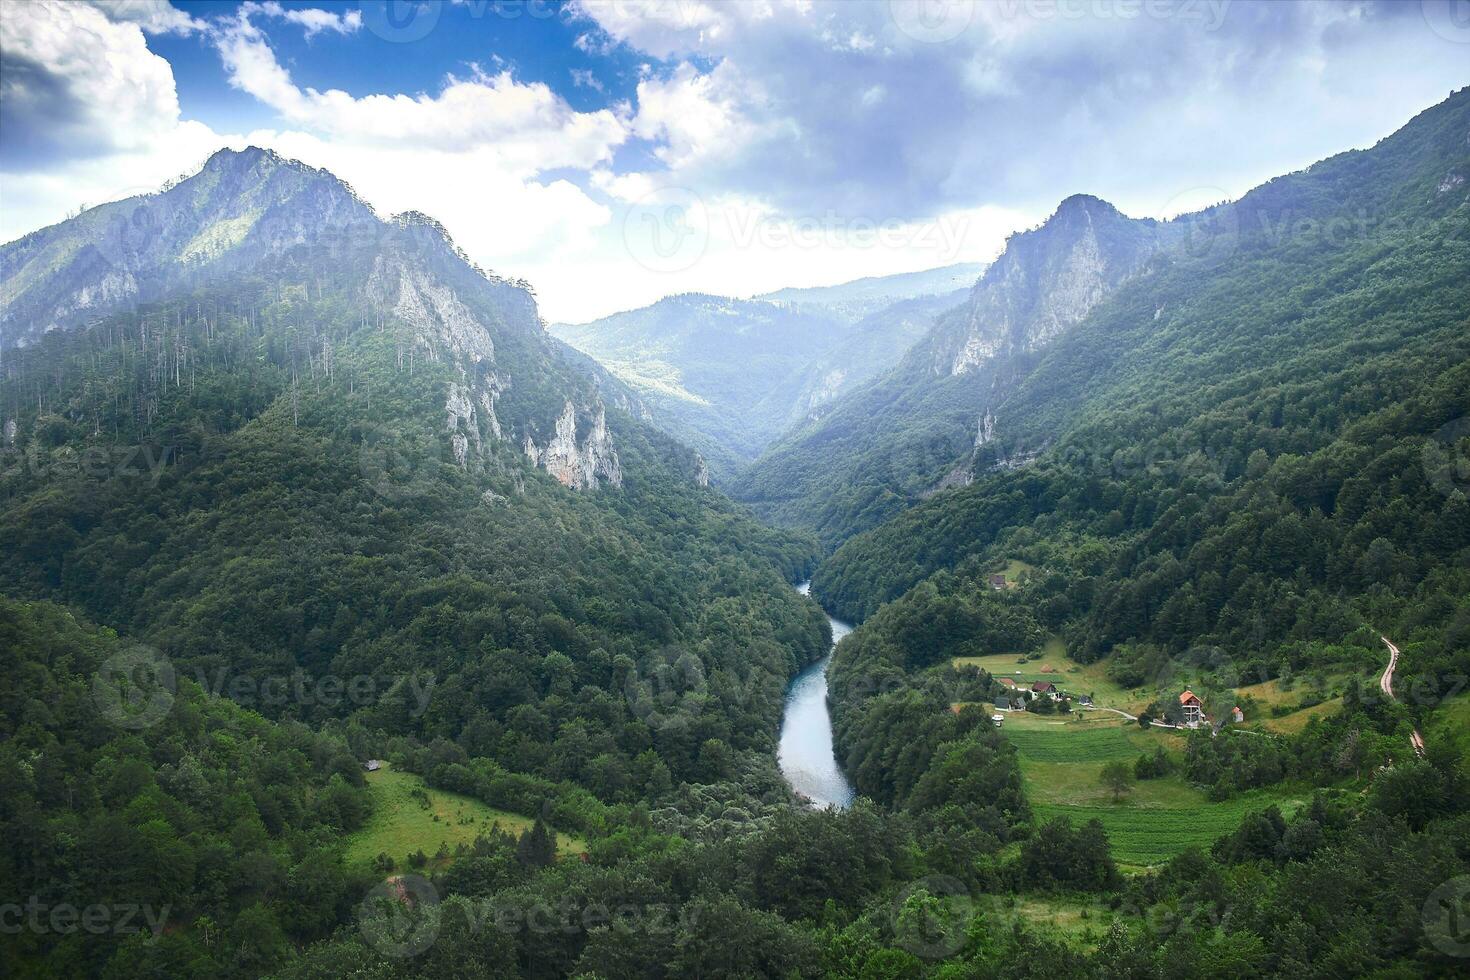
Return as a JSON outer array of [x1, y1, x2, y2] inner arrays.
[[82, 0, 205, 36], [214, 7, 627, 172], [240, 1, 362, 38], [631, 62, 758, 169], [0, 0, 193, 166]]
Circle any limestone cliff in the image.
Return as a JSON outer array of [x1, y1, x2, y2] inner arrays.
[[524, 402, 623, 490]]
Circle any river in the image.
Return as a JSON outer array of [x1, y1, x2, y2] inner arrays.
[[777, 581, 856, 809]]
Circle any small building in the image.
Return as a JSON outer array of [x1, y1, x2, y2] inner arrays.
[[363, 759, 383, 772], [1078, 694, 1094, 707], [1231, 705, 1245, 723], [988, 574, 1007, 590], [997, 676, 1017, 688], [1179, 691, 1203, 728], [994, 693, 1010, 710], [991, 714, 1005, 728]]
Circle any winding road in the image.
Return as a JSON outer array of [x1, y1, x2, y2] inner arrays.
[[1378, 634, 1427, 758]]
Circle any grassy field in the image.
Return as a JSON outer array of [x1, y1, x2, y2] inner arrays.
[[343, 764, 584, 870], [954, 642, 1148, 714], [980, 893, 1139, 949], [1260, 697, 1343, 734], [996, 712, 1302, 869], [1426, 692, 1470, 758], [1033, 789, 1305, 869]]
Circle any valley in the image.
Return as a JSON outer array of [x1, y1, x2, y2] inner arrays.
[[0, 8, 1465, 975]]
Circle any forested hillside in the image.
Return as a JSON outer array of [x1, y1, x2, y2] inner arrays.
[[0, 149, 829, 821], [737, 90, 1470, 560], [806, 90, 1470, 870]]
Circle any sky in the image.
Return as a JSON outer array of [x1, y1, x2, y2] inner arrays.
[[0, 1, 1467, 323]]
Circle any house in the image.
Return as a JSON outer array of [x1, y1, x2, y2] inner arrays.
[[994, 693, 1011, 710], [363, 759, 382, 772], [997, 676, 1017, 688], [988, 574, 1007, 590], [1078, 694, 1094, 707], [1232, 705, 1245, 723], [1031, 681, 1057, 699], [991, 714, 1005, 728], [1179, 691, 1203, 728]]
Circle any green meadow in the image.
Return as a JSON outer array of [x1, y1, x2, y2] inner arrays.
[[343, 764, 585, 871], [996, 711, 1303, 870]]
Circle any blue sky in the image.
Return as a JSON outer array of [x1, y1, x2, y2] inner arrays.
[[1, 1, 1467, 321]]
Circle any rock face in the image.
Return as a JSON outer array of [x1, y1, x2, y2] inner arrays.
[[524, 402, 622, 490], [732, 194, 1165, 543], [923, 195, 1161, 378]]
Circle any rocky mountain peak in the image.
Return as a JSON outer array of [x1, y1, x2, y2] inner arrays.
[[924, 192, 1160, 377]]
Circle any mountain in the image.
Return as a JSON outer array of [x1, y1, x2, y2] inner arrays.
[[549, 268, 976, 480], [733, 194, 1162, 545], [0, 146, 828, 802], [807, 94, 1469, 968], [754, 261, 983, 319]]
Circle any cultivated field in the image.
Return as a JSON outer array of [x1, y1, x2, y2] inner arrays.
[[994, 711, 1303, 869]]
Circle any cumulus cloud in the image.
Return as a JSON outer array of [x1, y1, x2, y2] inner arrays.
[[81, 0, 205, 35], [240, 1, 362, 38], [574, 0, 1470, 223], [214, 5, 627, 172], [0, 0, 190, 166]]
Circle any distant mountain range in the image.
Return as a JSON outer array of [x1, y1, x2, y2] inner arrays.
[[548, 264, 982, 481]]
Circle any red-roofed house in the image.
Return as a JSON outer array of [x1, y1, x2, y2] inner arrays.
[[1180, 691, 1203, 728]]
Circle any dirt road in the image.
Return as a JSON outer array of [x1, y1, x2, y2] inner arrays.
[[1379, 634, 1427, 758]]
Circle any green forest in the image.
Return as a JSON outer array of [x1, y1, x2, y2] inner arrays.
[[0, 30, 1467, 980]]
